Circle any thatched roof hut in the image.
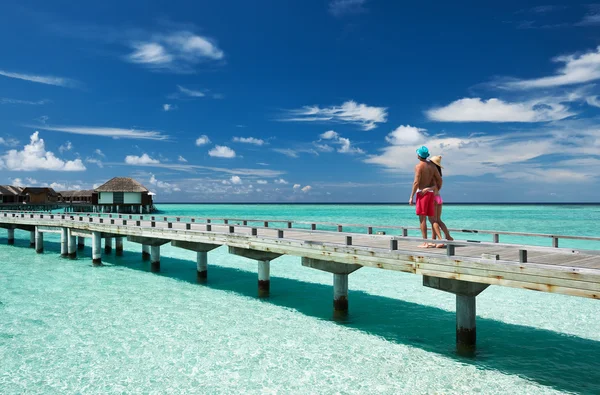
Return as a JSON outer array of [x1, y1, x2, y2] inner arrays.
[[94, 177, 149, 193]]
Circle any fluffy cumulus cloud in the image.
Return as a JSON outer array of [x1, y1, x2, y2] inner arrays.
[[293, 184, 301, 189], [163, 103, 176, 111], [426, 97, 574, 123], [301, 185, 312, 192], [126, 31, 224, 72], [283, 100, 387, 131], [0, 132, 85, 171], [230, 175, 242, 184], [195, 135, 211, 146], [149, 174, 173, 189], [385, 125, 428, 145], [208, 145, 236, 158], [274, 178, 288, 184], [125, 153, 160, 165], [498, 46, 600, 90], [232, 136, 265, 145]]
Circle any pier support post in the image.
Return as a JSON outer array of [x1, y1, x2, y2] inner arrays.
[[228, 246, 282, 297], [301, 258, 362, 316], [150, 246, 160, 272], [60, 228, 68, 257], [142, 244, 150, 261], [35, 227, 43, 254], [333, 273, 349, 312], [423, 276, 489, 354], [77, 236, 85, 250], [115, 237, 123, 256], [67, 229, 76, 259], [29, 231, 35, 248], [92, 231, 102, 266], [258, 260, 270, 297], [104, 237, 113, 254], [7, 228, 14, 245], [197, 251, 208, 281], [170, 241, 219, 282], [456, 295, 476, 351]]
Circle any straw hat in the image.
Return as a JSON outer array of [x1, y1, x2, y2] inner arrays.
[[429, 155, 443, 168]]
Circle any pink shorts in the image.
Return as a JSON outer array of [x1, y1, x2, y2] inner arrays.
[[435, 195, 443, 205]]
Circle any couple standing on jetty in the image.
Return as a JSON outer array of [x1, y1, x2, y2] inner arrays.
[[409, 146, 453, 248]]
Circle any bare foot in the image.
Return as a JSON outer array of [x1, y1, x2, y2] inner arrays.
[[436, 243, 446, 248], [427, 243, 437, 248], [446, 236, 454, 241], [417, 243, 430, 248]]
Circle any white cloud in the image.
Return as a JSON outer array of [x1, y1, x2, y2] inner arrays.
[[275, 178, 288, 184], [230, 175, 242, 184], [586, 96, 600, 108], [85, 157, 103, 168], [320, 130, 339, 139], [208, 145, 236, 158], [30, 125, 169, 140], [126, 31, 224, 72], [26, 177, 37, 184], [125, 153, 160, 165], [149, 174, 173, 189], [0, 98, 49, 105], [58, 141, 73, 153], [273, 148, 299, 158], [196, 135, 211, 146], [329, 0, 367, 16], [163, 103, 175, 111], [293, 184, 301, 189], [232, 136, 265, 145], [499, 46, 600, 90], [177, 85, 205, 97], [0, 137, 19, 147], [317, 130, 364, 154], [283, 100, 387, 131], [95, 149, 105, 157], [178, 155, 188, 162], [0, 69, 79, 88], [12, 178, 24, 186], [426, 97, 574, 122], [337, 137, 365, 154], [385, 125, 428, 145], [301, 185, 312, 192], [256, 180, 268, 184], [0, 132, 86, 171]]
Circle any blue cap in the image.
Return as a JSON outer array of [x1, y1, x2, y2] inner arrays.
[[416, 146, 430, 159]]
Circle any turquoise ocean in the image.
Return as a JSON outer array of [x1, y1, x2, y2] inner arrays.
[[1, 204, 600, 394]]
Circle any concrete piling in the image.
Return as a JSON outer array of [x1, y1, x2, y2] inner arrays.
[[142, 244, 150, 261], [92, 231, 102, 266], [258, 260, 270, 297], [68, 229, 76, 259], [29, 231, 35, 248], [150, 246, 160, 272], [456, 295, 476, 353], [115, 237, 123, 256], [197, 251, 208, 281], [104, 237, 113, 254], [7, 228, 14, 245], [333, 273, 349, 312], [35, 227, 43, 254], [60, 228, 68, 257], [77, 236, 85, 250]]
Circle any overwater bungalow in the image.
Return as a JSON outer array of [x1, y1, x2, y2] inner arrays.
[[21, 187, 61, 204], [0, 185, 25, 204], [92, 177, 154, 214], [59, 190, 93, 204]]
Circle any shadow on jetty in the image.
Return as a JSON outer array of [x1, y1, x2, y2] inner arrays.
[[6, 236, 599, 395]]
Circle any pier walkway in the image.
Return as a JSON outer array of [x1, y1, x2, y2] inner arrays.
[[1, 210, 599, 353]]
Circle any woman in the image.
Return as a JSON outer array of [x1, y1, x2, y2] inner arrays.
[[423, 155, 452, 246]]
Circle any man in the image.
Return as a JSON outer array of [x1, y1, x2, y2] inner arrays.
[[409, 146, 443, 248]]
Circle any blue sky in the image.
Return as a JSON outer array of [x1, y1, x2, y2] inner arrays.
[[1, 1, 599, 202]]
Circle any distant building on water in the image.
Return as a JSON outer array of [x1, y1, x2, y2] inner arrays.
[[92, 177, 154, 214]]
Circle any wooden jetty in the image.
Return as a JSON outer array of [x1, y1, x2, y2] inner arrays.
[[1, 210, 599, 353]]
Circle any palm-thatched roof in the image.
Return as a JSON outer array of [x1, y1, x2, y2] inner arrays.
[[59, 190, 93, 197], [0, 185, 24, 196], [94, 177, 149, 193], [21, 187, 60, 197]]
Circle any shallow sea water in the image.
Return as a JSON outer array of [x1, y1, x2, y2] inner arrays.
[[1, 204, 599, 394]]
